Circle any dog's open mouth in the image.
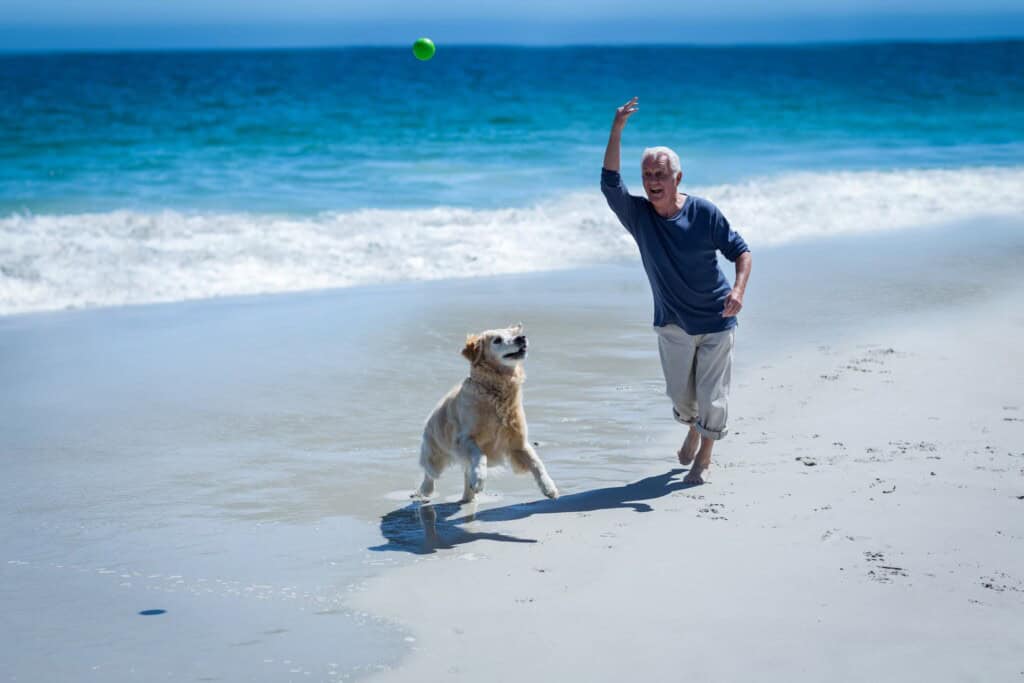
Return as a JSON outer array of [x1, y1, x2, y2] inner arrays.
[[503, 347, 527, 360]]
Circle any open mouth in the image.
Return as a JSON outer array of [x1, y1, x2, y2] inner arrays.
[[503, 347, 527, 360]]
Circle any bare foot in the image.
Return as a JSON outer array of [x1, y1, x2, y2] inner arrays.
[[684, 440, 713, 485], [677, 428, 699, 466], [682, 468, 706, 485]]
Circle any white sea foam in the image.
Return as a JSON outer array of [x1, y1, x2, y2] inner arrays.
[[1, 166, 1021, 316]]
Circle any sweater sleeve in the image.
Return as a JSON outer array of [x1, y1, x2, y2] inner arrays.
[[710, 205, 750, 262], [600, 168, 640, 236]]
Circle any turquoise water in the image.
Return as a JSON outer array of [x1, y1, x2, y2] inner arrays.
[[3, 42, 1022, 213], [1, 41, 1023, 314]]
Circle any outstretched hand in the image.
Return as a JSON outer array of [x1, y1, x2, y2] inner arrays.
[[613, 97, 639, 129]]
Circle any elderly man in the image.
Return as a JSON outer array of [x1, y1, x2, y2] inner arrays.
[[601, 96, 752, 484]]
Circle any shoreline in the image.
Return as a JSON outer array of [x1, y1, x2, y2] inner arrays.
[[2, 220, 1022, 680], [3, 184, 1023, 318]]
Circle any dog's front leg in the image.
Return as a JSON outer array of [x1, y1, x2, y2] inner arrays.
[[511, 444, 559, 499], [461, 468, 476, 504], [456, 435, 487, 502]]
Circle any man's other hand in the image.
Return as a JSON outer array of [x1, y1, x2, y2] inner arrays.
[[722, 290, 744, 317]]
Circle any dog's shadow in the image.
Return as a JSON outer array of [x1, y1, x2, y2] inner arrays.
[[369, 468, 696, 555]]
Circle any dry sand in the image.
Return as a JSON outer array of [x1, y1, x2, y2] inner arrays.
[[355, 290, 1024, 682]]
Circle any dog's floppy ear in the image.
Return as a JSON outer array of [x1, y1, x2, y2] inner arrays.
[[511, 322, 524, 335], [461, 334, 485, 364]]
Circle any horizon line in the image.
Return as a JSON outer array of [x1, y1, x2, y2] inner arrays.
[[2, 36, 1022, 57]]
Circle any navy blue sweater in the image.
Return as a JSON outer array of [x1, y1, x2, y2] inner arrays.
[[601, 168, 750, 334]]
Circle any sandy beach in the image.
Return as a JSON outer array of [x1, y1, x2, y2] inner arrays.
[[356, 289, 1024, 682], [2, 218, 1023, 681]]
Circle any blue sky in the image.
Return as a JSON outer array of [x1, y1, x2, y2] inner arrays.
[[2, 0, 1023, 50]]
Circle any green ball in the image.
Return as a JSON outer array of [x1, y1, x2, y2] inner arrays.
[[412, 37, 436, 61]]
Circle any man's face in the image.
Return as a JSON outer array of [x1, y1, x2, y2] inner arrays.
[[641, 155, 681, 204]]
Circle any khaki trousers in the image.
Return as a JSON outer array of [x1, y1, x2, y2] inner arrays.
[[655, 325, 735, 440]]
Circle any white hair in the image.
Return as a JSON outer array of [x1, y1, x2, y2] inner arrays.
[[641, 146, 681, 175]]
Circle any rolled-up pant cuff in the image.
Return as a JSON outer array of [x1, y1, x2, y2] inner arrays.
[[694, 422, 728, 440], [672, 407, 696, 426], [673, 408, 727, 440]]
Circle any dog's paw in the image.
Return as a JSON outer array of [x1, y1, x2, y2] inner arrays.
[[541, 478, 559, 499]]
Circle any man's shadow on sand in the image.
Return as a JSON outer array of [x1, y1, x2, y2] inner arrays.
[[369, 468, 696, 555]]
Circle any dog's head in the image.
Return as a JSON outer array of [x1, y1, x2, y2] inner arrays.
[[461, 323, 528, 371]]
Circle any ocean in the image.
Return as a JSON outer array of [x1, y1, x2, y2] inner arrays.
[[2, 41, 1023, 314], [3, 40, 1024, 682]]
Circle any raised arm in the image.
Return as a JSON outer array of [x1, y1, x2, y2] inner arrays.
[[603, 97, 639, 172]]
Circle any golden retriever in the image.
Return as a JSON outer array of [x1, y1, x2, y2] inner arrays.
[[415, 324, 559, 503]]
